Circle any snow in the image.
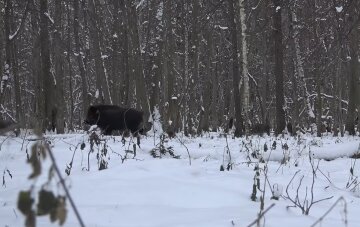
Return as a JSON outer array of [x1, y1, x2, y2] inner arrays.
[[136, 0, 145, 10], [44, 12, 54, 24], [215, 25, 228, 30], [156, 2, 163, 21], [336, 6, 343, 13], [1, 133, 360, 227], [8, 25, 21, 41]]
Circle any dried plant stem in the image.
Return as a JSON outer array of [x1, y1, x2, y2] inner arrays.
[[47, 144, 85, 227], [176, 135, 191, 166], [247, 203, 275, 227], [310, 196, 347, 227]]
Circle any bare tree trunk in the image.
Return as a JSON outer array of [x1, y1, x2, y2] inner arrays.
[[239, 0, 249, 135], [87, 0, 111, 104], [119, 0, 130, 106], [126, 0, 149, 120], [0, 1, 2, 93], [311, 1, 322, 137], [29, 0, 41, 129], [198, 24, 213, 133], [345, 23, 359, 135], [228, 0, 243, 137], [290, 0, 314, 129], [163, 0, 178, 135], [39, 0, 55, 131], [273, 0, 286, 135], [54, 0, 65, 133], [2, 0, 12, 109], [73, 0, 89, 118], [110, 0, 121, 106], [187, 0, 200, 136]]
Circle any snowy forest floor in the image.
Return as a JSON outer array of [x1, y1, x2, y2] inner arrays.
[[1, 131, 360, 227]]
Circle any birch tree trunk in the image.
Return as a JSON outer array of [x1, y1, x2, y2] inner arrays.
[[2, 0, 11, 108], [239, 0, 249, 135]]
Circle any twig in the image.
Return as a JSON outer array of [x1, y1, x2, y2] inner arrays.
[[176, 135, 191, 166], [247, 203, 275, 227], [20, 128, 28, 151], [46, 143, 86, 227], [310, 196, 347, 227]]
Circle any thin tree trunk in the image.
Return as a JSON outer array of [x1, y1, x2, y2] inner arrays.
[[73, 0, 89, 119], [54, 0, 65, 133], [239, 0, 249, 135], [110, 0, 121, 105], [345, 28, 359, 135], [29, 0, 41, 129], [228, 0, 243, 137], [273, 0, 286, 135], [290, 0, 315, 129], [163, 0, 178, 135], [119, 0, 130, 106], [66, 2, 74, 131], [127, 0, 149, 119], [39, 0, 54, 131], [0, 1, 2, 93], [2, 0, 11, 107], [87, 0, 111, 104]]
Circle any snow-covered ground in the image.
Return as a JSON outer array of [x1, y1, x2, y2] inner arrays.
[[1, 132, 360, 227]]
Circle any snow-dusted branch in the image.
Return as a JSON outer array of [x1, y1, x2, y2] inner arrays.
[[8, 0, 30, 42]]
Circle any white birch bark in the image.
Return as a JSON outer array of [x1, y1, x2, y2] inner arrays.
[[239, 0, 249, 135], [291, 1, 315, 120]]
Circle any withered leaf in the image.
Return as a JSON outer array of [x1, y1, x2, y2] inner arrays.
[[56, 197, 67, 225], [18, 190, 34, 215], [37, 190, 57, 216]]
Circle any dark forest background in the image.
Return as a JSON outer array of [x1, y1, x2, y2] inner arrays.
[[0, 0, 359, 137]]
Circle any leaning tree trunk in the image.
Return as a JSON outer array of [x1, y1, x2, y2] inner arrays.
[[273, 0, 286, 135]]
